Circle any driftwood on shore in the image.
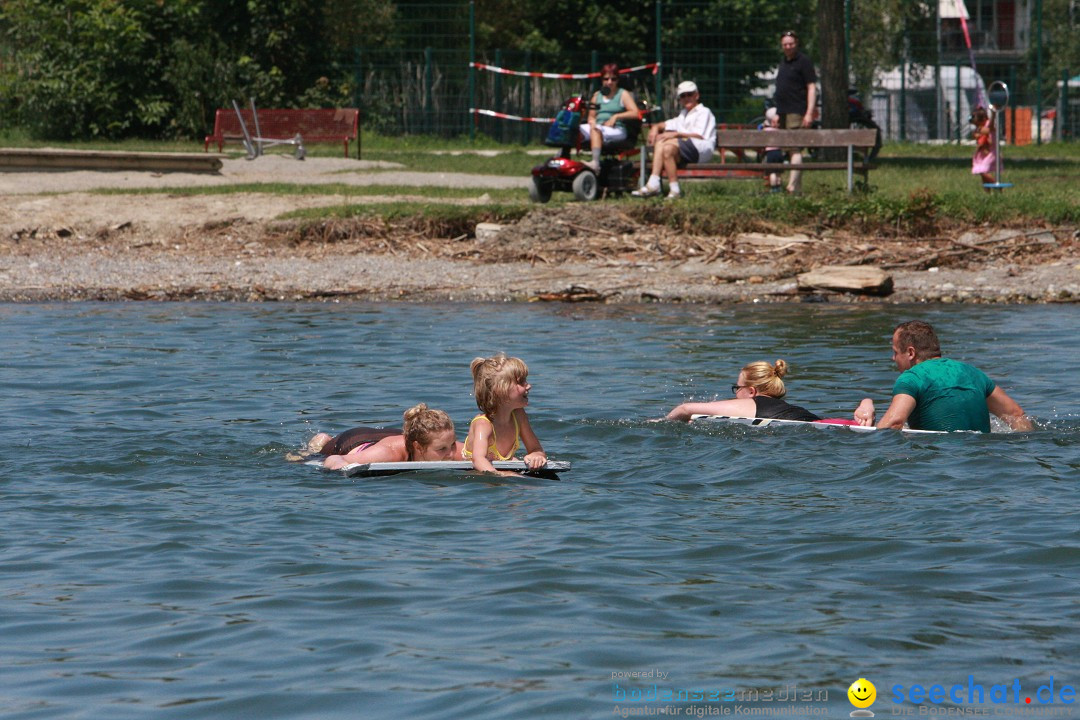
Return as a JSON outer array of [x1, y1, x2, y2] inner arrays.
[[268, 205, 1062, 283]]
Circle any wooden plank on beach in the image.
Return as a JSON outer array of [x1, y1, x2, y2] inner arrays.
[[0, 149, 224, 174], [797, 265, 894, 296]]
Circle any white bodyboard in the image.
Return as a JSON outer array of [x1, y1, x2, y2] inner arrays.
[[315, 459, 571, 477], [690, 414, 950, 435]]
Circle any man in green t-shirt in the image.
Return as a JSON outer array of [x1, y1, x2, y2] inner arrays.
[[854, 321, 1032, 432]]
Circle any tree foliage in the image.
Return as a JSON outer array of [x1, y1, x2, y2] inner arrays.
[[1, 0, 170, 138], [847, 0, 937, 100], [472, 0, 653, 62], [665, 0, 814, 116], [1038, 0, 1080, 94], [0, 0, 1071, 141], [0, 0, 343, 140]]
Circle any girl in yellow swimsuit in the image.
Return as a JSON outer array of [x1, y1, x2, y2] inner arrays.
[[463, 353, 547, 476]]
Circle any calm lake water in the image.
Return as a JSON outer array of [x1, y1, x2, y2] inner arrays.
[[2, 302, 1078, 719]]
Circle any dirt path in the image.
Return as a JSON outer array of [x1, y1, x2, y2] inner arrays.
[[0, 155, 524, 234]]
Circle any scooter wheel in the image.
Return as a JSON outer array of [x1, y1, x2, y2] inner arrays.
[[529, 176, 553, 203], [572, 170, 598, 201]]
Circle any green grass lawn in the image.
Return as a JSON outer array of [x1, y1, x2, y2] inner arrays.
[[357, 134, 1080, 226], [4, 128, 1077, 228], [350, 137, 1080, 228]]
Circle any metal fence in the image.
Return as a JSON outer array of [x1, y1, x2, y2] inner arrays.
[[350, 1, 1075, 144]]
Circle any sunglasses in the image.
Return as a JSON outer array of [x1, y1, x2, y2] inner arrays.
[[731, 385, 748, 395], [678, 92, 695, 99]]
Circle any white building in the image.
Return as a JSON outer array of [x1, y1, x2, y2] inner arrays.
[[871, 65, 988, 142]]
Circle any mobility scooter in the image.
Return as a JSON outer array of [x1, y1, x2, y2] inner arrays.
[[529, 94, 646, 202]]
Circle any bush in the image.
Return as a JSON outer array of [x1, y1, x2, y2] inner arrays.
[[1, 1, 163, 139], [0, 0, 333, 141]]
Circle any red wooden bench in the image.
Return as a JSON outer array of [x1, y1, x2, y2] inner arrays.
[[204, 108, 361, 158]]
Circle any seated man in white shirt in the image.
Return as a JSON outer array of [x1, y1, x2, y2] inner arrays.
[[633, 80, 717, 199]]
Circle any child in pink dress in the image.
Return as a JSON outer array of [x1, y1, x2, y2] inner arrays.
[[971, 106, 996, 191]]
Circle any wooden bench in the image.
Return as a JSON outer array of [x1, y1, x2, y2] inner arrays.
[[643, 128, 878, 193], [204, 108, 360, 158]]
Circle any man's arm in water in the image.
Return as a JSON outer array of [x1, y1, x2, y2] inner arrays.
[[986, 386, 1033, 431], [854, 395, 915, 429]]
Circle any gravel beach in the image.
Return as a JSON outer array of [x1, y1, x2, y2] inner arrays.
[[2, 154, 1077, 303]]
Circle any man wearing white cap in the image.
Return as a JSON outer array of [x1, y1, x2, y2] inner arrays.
[[632, 80, 716, 199]]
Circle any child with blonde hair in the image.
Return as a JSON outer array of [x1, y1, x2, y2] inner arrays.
[[463, 353, 547, 475], [762, 107, 784, 193], [322, 403, 463, 470]]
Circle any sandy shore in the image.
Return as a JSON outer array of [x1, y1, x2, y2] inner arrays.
[[2, 155, 1077, 303]]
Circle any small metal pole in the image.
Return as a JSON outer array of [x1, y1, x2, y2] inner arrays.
[[424, 47, 433, 135], [1036, 0, 1043, 144], [1062, 68, 1071, 141], [654, 1, 662, 108], [1008, 65, 1017, 143], [494, 49, 503, 144], [522, 50, 532, 145], [717, 53, 725, 121], [955, 60, 962, 144], [232, 99, 255, 159], [994, 111, 1003, 182], [353, 48, 363, 158], [639, 138, 647, 188], [900, 59, 907, 142], [468, 0, 476, 142], [985, 81, 1013, 190], [249, 98, 263, 157], [847, 144, 853, 193], [934, 0, 943, 140]]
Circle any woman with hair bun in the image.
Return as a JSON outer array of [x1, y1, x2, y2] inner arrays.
[[320, 403, 464, 470], [664, 359, 824, 422]]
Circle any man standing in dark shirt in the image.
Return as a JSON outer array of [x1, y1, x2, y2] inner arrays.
[[774, 30, 816, 194]]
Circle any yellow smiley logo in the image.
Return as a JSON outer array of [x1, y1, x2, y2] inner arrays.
[[848, 678, 877, 709]]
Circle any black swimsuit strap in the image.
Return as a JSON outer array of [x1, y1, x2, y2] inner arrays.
[[323, 426, 400, 456]]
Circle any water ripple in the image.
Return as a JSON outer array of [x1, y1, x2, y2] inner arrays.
[[1, 303, 1078, 718]]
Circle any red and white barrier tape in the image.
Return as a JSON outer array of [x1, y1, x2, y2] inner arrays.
[[470, 61, 659, 79], [471, 108, 553, 123]]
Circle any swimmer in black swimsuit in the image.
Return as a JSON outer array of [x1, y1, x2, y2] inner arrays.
[[285, 426, 398, 462], [290, 404, 465, 469], [664, 359, 821, 422], [315, 426, 401, 456]]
